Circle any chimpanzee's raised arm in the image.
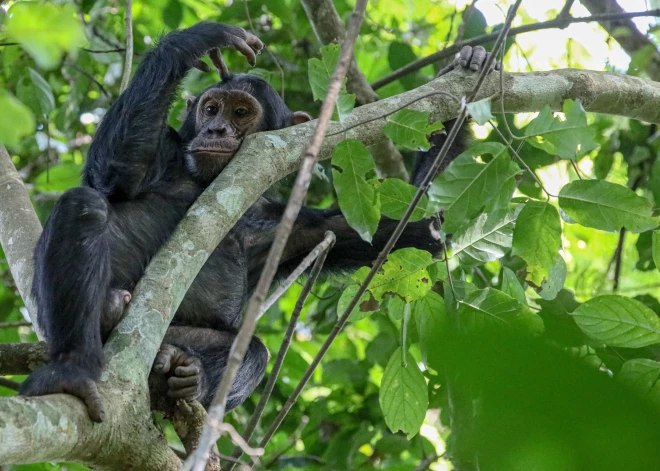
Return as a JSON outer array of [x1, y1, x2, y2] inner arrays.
[[83, 22, 263, 198]]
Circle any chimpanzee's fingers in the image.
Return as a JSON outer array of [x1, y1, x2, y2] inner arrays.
[[153, 345, 174, 374], [193, 60, 211, 73], [469, 45, 487, 71], [168, 375, 200, 390], [458, 45, 473, 68], [73, 379, 106, 423], [233, 37, 257, 66], [175, 364, 200, 377], [244, 31, 264, 54], [209, 48, 230, 79], [168, 385, 200, 399]]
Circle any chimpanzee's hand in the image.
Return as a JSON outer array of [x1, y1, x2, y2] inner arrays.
[[437, 45, 502, 77], [20, 361, 105, 422], [153, 344, 206, 402], [193, 24, 263, 73]]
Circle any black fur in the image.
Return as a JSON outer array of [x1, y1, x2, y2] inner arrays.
[[20, 21, 466, 418]]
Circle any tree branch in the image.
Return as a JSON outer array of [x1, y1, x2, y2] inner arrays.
[[371, 8, 660, 90], [301, 0, 409, 180], [580, 0, 660, 81], [119, 0, 134, 93], [0, 147, 42, 335]]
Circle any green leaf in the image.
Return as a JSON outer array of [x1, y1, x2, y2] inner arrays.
[[451, 208, 516, 268], [501, 267, 527, 305], [457, 288, 544, 334], [558, 180, 659, 233], [338, 285, 377, 322], [467, 98, 494, 125], [5, 3, 87, 69], [653, 231, 660, 274], [17, 68, 55, 118], [332, 140, 380, 243], [512, 201, 562, 286], [538, 253, 567, 301], [429, 143, 519, 233], [379, 347, 428, 439], [572, 295, 660, 348], [379, 178, 427, 222], [308, 44, 356, 122], [0, 89, 35, 147], [618, 359, 660, 408], [413, 292, 446, 370], [34, 163, 83, 192], [383, 109, 444, 151], [524, 100, 598, 160], [163, 0, 183, 29], [369, 248, 434, 303]]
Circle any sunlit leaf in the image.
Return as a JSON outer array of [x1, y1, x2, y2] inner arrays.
[[380, 347, 428, 439], [538, 253, 567, 301], [383, 109, 444, 151], [559, 180, 659, 233], [337, 285, 377, 322], [572, 295, 660, 348], [369, 248, 434, 303], [452, 208, 516, 267], [308, 44, 356, 121], [0, 89, 35, 147], [501, 267, 527, 305]]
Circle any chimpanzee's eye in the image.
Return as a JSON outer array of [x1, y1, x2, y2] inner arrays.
[[205, 105, 218, 115], [235, 107, 248, 117]]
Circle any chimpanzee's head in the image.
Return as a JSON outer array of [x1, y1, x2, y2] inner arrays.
[[179, 73, 311, 184]]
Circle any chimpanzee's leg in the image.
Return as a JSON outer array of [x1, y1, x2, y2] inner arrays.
[[21, 187, 112, 422], [149, 326, 269, 412]]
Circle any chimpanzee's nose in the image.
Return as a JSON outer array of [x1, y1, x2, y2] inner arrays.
[[207, 122, 231, 137]]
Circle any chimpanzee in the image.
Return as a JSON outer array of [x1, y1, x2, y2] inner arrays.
[[20, 21, 497, 422]]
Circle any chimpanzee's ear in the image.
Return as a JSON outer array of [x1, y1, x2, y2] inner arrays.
[[291, 111, 312, 125], [186, 96, 197, 111]]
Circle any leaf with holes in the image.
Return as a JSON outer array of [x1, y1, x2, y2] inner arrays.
[[429, 142, 520, 233], [572, 295, 660, 348], [383, 109, 444, 151], [338, 284, 378, 322], [457, 288, 544, 334], [308, 44, 356, 121], [559, 180, 659, 233], [368, 248, 434, 303], [379, 178, 428, 222], [380, 347, 428, 439], [512, 201, 562, 286], [332, 140, 380, 243], [524, 99, 598, 160], [451, 208, 516, 268]]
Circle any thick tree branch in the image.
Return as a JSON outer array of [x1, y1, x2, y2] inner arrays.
[[0, 147, 42, 335], [580, 0, 660, 81], [301, 0, 409, 180], [371, 8, 660, 90]]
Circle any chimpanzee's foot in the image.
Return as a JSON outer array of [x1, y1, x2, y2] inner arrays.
[[153, 343, 206, 402]]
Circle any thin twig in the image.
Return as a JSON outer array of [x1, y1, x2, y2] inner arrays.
[[259, 232, 336, 316], [119, 0, 134, 93], [244, 0, 285, 98], [0, 377, 19, 391], [612, 228, 626, 292], [257, 0, 523, 451], [229, 233, 335, 469], [83, 47, 127, 53], [64, 63, 111, 97], [371, 8, 660, 90], [181, 3, 368, 470], [0, 321, 32, 329]]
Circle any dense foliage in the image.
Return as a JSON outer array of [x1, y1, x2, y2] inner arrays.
[[2, 0, 660, 470]]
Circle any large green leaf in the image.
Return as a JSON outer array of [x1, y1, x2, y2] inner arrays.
[[16, 68, 55, 119], [379, 347, 428, 439], [368, 248, 434, 303], [308, 44, 356, 122], [512, 201, 562, 285], [332, 140, 380, 243], [383, 109, 444, 151], [0, 89, 35, 147], [524, 99, 598, 160], [429, 142, 520, 233], [457, 288, 544, 334], [558, 180, 659, 233], [501, 267, 527, 305], [451, 208, 516, 267], [413, 291, 446, 371], [379, 178, 427, 222], [618, 359, 660, 408], [35, 163, 83, 192], [572, 295, 660, 348], [5, 2, 87, 69]]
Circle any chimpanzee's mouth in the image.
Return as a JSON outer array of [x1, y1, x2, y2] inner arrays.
[[192, 148, 237, 157]]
